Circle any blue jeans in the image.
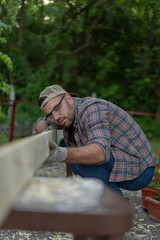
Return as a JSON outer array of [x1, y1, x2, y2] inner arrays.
[[68, 153, 154, 195]]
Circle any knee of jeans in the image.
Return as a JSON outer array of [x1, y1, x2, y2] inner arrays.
[[76, 164, 101, 177], [134, 167, 155, 189], [76, 164, 87, 174], [68, 163, 81, 175], [145, 167, 155, 186]]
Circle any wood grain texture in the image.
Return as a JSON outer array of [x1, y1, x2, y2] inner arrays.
[[0, 130, 56, 225]]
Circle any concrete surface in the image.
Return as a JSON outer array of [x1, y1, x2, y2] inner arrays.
[[123, 190, 160, 240], [0, 161, 160, 240]]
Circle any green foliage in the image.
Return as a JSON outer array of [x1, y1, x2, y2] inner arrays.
[[149, 173, 160, 190], [15, 103, 43, 124], [148, 149, 160, 191], [0, 19, 13, 71], [0, 52, 13, 71], [150, 139, 160, 156], [0, 20, 12, 32], [133, 116, 160, 139], [0, 80, 10, 94], [0, 0, 160, 132], [0, 36, 7, 44], [0, 2, 14, 83], [0, 129, 8, 145], [0, 0, 21, 120], [152, 192, 160, 201], [0, 105, 6, 122]]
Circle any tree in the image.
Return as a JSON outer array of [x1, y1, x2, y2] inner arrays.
[[0, 0, 22, 121], [1, 0, 160, 127]]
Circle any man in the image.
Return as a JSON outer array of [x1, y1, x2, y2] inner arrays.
[[38, 84, 158, 195]]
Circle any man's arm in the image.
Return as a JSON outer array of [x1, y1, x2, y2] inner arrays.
[[65, 144, 105, 165], [48, 141, 105, 165]]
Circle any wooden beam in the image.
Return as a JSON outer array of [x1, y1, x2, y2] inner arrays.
[[0, 130, 56, 225]]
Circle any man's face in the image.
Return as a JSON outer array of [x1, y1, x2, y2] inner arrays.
[[43, 93, 75, 129]]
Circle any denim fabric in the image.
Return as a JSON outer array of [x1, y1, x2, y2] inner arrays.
[[68, 153, 154, 195]]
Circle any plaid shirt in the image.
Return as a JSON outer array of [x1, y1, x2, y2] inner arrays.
[[63, 97, 158, 182]]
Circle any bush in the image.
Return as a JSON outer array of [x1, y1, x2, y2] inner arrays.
[[133, 116, 160, 139]]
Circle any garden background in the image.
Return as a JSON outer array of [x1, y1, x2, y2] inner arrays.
[[0, 0, 160, 153]]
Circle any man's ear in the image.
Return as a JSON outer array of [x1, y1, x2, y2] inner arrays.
[[65, 93, 73, 103]]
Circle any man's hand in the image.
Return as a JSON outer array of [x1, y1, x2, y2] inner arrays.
[[48, 141, 68, 162], [44, 126, 54, 132]]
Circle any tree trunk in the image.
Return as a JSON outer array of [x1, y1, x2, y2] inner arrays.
[[8, 84, 15, 119]]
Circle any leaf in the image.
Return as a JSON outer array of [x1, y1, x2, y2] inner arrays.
[[0, 52, 13, 71], [0, 37, 7, 44]]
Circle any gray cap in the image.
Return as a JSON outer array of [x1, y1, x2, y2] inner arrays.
[[39, 85, 77, 110]]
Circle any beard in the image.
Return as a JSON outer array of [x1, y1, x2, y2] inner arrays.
[[52, 100, 75, 129], [62, 100, 75, 128]]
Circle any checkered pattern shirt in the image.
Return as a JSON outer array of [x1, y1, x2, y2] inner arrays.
[[63, 97, 158, 182]]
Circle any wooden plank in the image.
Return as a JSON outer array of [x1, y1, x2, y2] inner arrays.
[[0, 130, 56, 225]]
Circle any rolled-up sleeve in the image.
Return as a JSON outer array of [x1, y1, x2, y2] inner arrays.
[[81, 103, 112, 162]]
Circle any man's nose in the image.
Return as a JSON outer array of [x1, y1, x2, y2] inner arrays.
[[53, 112, 61, 120]]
